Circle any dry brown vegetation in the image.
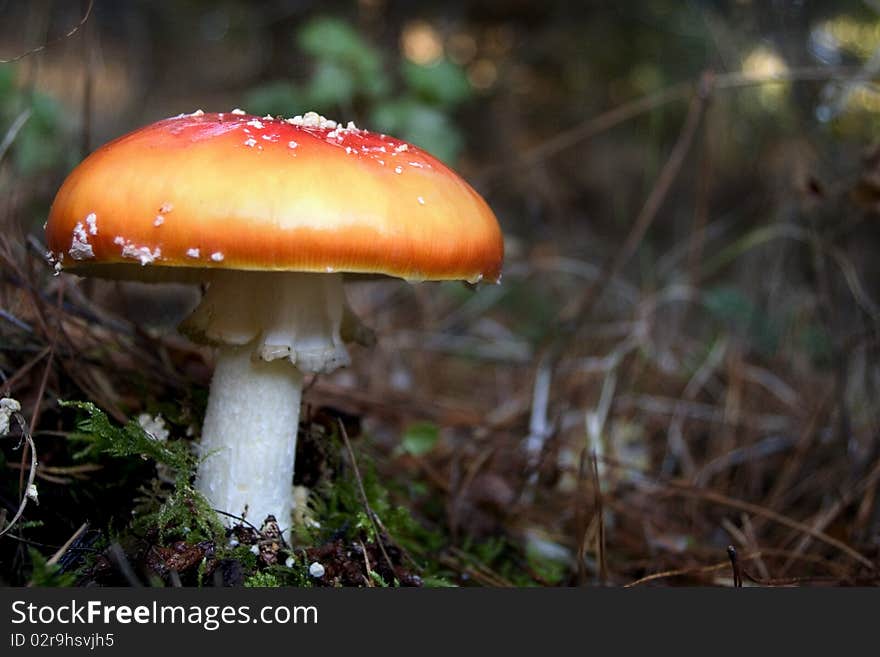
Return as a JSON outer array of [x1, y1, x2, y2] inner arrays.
[[1, 0, 879, 587]]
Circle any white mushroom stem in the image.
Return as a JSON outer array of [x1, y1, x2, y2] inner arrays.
[[185, 271, 352, 537], [197, 345, 303, 533]]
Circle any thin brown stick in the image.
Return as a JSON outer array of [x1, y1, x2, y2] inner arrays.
[[337, 418, 396, 580], [18, 283, 63, 494], [756, 390, 834, 530], [478, 65, 862, 184], [591, 451, 608, 584], [526, 71, 714, 396], [0, 346, 51, 396], [663, 483, 875, 570], [448, 446, 493, 540], [574, 449, 590, 586], [624, 551, 761, 587], [478, 82, 692, 183], [0, 0, 94, 63], [47, 522, 89, 566], [446, 546, 515, 587], [740, 571, 849, 587], [80, 0, 94, 159], [19, 351, 53, 494], [358, 539, 374, 587], [688, 106, 713, 286], [780, 458, 880, 575]]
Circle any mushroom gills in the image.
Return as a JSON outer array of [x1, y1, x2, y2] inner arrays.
[[181, 270, 350, 372]]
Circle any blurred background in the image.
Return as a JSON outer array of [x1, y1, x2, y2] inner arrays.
[[1, 0, 879, 586]]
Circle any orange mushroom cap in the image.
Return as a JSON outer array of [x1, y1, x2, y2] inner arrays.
[[46, 110, 503, 284]]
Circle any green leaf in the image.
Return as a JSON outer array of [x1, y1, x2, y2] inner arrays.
[[0, 66, 15, 102], [1, 82, 67, 175], [298, 17, 378, 70], [402, 59, 471, 108], [702, 286, 754, 325], [296, 16, 389, 101], [797, 324, 833, 368], [244, 80, 303, 118], [399, 421, 439, 456], [370, 98, 463, 163], [304, 61, 357, 110], [702, 286, 780, 356]]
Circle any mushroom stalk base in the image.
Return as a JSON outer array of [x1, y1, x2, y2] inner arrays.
[[196, 344, 304, 533]]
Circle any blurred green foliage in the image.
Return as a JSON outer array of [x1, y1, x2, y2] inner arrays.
[[27, 548, 77, 587], [397, 421, 440, 456], [245, 16, 472, 163], [0, 66, 70, 176], [703, 285, 833, 365], [703, 286, 781, 357]]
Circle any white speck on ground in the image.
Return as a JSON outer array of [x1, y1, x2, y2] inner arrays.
[[138, 413, 169, 442], [0, 397, 21, 435]]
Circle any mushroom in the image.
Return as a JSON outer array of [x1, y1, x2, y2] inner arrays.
[[45, 110, 503, 536]]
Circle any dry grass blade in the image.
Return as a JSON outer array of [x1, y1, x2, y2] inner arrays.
[[546, 71, 712, 366], [0, 110, 32, 164], [624, 551, 761, 587], [591, 451, 607, 584], [46, 522, 88, 567], [0, 408, 38, 539], [106, 543, 143, 587], [665, 483, 875, 570], [780, 459, 880, 575]]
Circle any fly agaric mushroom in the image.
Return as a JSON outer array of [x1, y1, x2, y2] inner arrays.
[[45, 110, 503, 535]]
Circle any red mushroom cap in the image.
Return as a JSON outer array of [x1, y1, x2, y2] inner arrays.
[[45, 110, 503, 284]]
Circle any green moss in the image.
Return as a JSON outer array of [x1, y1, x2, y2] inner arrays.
[[244, 571, 281, 588], [62, 401, 192, 471], [61, 401, 224, 544], [27, 548, 77, 587], [217, 545, 259, 572], [266, 561, 314, 587]]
